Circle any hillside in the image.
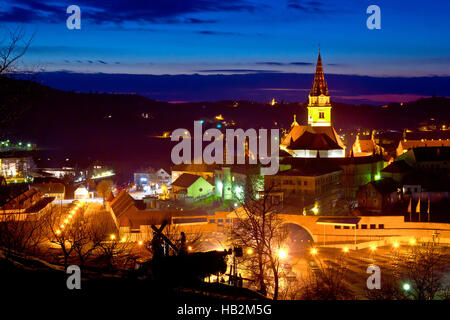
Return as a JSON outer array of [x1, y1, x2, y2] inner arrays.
[[1, 76, 449, 181]]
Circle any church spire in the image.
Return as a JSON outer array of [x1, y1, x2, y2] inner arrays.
[[310, 50, 329, 97], [291, 114, 299, 127]]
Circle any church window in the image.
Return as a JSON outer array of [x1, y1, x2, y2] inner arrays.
[[319, 112, 325, 119]]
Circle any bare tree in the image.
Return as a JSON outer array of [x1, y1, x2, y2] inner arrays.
[[230, 174, 288, 300], [400, 242, 447, 300], [299, 256, 354, 300], [96, 179, 114, 204], [0, 210, 46, 259], [0, 26, 34, 75]]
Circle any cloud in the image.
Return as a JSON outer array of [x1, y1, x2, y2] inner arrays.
[[197, 30, 242, 36], [289, 61, 314, 66], [255, 61, 314, 66], [287, 0, 326, 13], [195, 69, 282, 73], [0, 0, 258, 24]]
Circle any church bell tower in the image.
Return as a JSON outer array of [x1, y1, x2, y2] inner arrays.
[[307, 50, 332, 127]]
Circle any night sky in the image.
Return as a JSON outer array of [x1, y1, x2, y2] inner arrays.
[[1, 0, 450, 103]]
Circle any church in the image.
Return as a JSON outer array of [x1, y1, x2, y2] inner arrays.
[[281, 51, 346, 158]]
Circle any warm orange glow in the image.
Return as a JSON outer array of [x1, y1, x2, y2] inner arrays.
[[278, 248, 288, 259], [138, 241, 143, 246], [370, 245, 376, 251], [56, 230, 61, 235], [110, 234, 116, 240], [247, 248, 253, 255], [393, 242, 399, 248], [409, 239, 416, 245], [188, 246, 193, 251], [310, 248, 318, 255], [343, 247, 349, 253]]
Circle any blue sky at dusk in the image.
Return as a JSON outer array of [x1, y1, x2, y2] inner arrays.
[[1, 0, 450, 103], [2, 0, 449, 76]]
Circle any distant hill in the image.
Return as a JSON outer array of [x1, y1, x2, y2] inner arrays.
[[1, 76, 449, 182]]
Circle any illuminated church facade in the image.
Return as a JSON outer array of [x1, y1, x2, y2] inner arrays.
[[281, 51, 346, 158]]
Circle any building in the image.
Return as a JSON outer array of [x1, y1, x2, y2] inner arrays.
[[107, 190, 232, 242], [280, 155, 386, 201], [0, 151, 35, 182], [171, 163, 215, 183], [32, 182, 65, 200], [396, 139, 450, 157], [213, 165, 256, 201], [357, 178, 400, 214], [265, 163, 342, 211], [397, 146, 449, 175], [0, 188, 54, 220], [134, 167, 171, 192], [74, 185, 95, 199], [171, 173, 214, 200], [280, 51, 346, 158], [381, 160, 412, 183], [352, 131, 384, 157]]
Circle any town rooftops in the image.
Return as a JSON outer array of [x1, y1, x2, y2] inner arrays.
[[381, 160, 412, 174], [172, 173, 212, 188], [399, 139, 450, 149], [282, 125, 345, 150], [32, 182, 65, 194], [410, 146, 450, 162], [276, 164, 342, 177], [108, 189, 210, 229], [172, 163, 216, 173], [288, 130, 342, 151], [369, 178, 399, 195]]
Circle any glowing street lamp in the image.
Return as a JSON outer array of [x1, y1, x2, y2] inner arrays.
[[409, 239, 416, 245], [247, 248, 253, 255], [138, 241, 143, 246], [188, 246, 193, 252], [403, 283, 411, 292], [110, 234, 116, 240], [393, 242, 399, 249], [278, 248, 288, 259], [56, 230, 61, 235], [370, 245, 376, 251], [310, 248, 318, 256], [343, 247, 349, 253]]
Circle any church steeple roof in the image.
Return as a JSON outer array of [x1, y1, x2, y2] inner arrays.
[[309, 50, 329, 97]]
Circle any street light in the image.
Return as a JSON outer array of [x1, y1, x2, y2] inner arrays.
[[310, 248, 318, 256], [393, 242, 399, 249], [188, 246, 193, 252], [370, 245, 376, 251], [278, 248, 288, 259], [403, 283, 411, 292], [343, 247, 349, 253], [138, 241, 143, 246], [247, 248, 253, 255], [409, 239, 416, 245], [110, 234, 116, 240]]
